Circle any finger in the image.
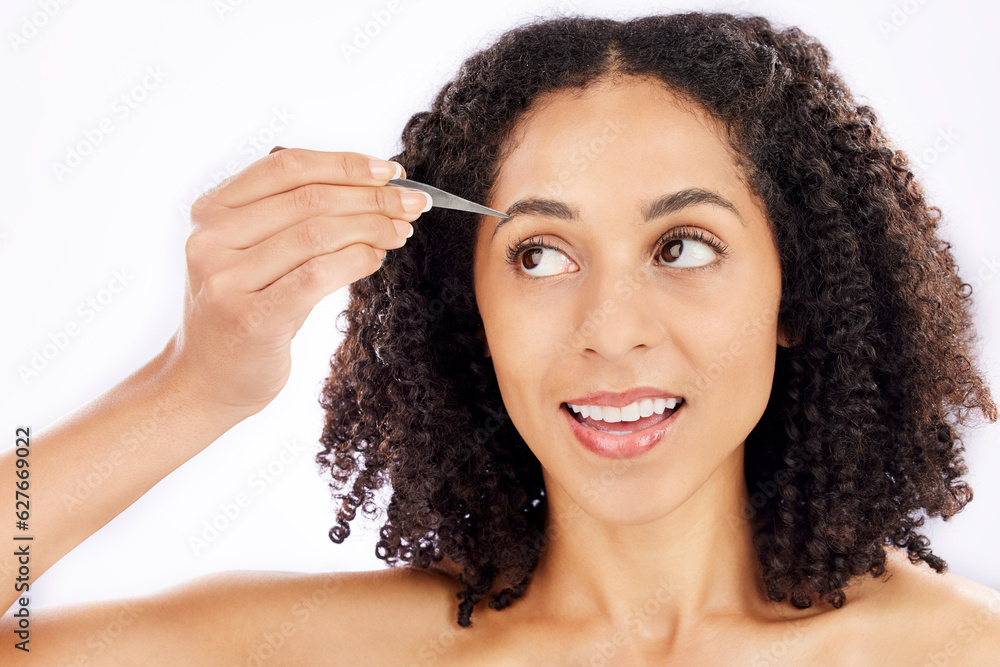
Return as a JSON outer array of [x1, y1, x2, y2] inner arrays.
[[265, 146, 406, 179], [203, 183, 431, 249], [226, 213, 411, 292], [202, 148, 406, 209], [268, 145, 408, 179], [249, 243, 387, 325]]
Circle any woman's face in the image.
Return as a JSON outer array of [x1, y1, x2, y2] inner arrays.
[[473, 77, 785, 524]]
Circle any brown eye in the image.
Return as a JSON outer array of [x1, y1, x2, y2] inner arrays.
[[655, 236, 719, 268], [509, 242, 578, 277], [660, 239, 684, 263], [522, 249, 544, 271]]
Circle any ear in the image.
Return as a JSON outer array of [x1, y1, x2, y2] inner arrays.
[[777, 314, 798, 348], [475, 325, 491, 358]]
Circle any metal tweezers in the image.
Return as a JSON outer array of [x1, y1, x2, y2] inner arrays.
[[388, 177, 510, 219]]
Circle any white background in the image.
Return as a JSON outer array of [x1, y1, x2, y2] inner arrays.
[[2, 0, 998, 610]]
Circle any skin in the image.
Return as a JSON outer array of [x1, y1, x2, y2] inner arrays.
[[457, 76, 1000, 662], [5, 84, 1000, 665], [473, 76, 788, 634]]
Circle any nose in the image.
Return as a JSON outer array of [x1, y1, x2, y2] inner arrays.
[[567, 265, 667, 362]]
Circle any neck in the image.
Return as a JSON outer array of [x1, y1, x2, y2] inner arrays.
[[527, 443, 774, 632]]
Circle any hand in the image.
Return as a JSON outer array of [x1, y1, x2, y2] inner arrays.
[[167, 148, 430, 415]]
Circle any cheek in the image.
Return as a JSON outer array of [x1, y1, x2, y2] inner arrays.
[[487, 293, 565, 390], [481, 282, 589, 454], [684, 284, 780, 420]]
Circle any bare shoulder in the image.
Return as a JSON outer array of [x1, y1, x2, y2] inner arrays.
[[839, 547, 1000, 664], [187, 566, 468, 665], [20, 567, 466, 666]]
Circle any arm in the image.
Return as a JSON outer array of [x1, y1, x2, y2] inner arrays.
[[0, 568, 465, 665], [0, 148, 427, 660], [0, 336, 250, 616]]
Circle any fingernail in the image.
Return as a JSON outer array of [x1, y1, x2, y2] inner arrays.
[[269, 146, 286, 154], [393, 220, 413, 239], [401, 190, 433, 213], [370, 160, 402, 181]]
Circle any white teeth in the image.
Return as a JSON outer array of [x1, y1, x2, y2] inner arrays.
[[567, 397, 683, 424]]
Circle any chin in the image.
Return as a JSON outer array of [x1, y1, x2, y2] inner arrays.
[[570, 474, 699, 527]]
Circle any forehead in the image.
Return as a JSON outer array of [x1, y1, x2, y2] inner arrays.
[[491, 77, 744, 198]]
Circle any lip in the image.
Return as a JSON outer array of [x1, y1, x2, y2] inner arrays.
[[562, 401, 682, 460], [565, 386, 682, 408]]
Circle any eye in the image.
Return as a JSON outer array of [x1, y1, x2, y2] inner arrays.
[[505, 235, 578, 277], [654, 227, 729, 269], [504, 228, 729, 278]]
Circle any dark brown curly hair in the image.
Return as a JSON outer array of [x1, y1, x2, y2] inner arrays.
[[316, 11, 997, 628]]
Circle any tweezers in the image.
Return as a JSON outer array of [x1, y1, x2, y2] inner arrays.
[[388, 177, 510, 219]]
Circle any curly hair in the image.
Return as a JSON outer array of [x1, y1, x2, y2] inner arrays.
[[316, 11, 997, 627]]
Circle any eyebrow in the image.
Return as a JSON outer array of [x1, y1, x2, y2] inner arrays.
[[490, 188, 747, 240]]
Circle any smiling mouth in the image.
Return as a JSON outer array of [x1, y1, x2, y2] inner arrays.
[[562, 399, 684, 435]]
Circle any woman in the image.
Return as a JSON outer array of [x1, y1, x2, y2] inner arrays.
[[4, 11, 998, 665]]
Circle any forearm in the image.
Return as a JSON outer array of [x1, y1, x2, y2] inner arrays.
[[0, 335, 252, 613]]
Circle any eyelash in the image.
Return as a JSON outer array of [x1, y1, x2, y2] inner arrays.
[[503, 227, 731, 272]]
